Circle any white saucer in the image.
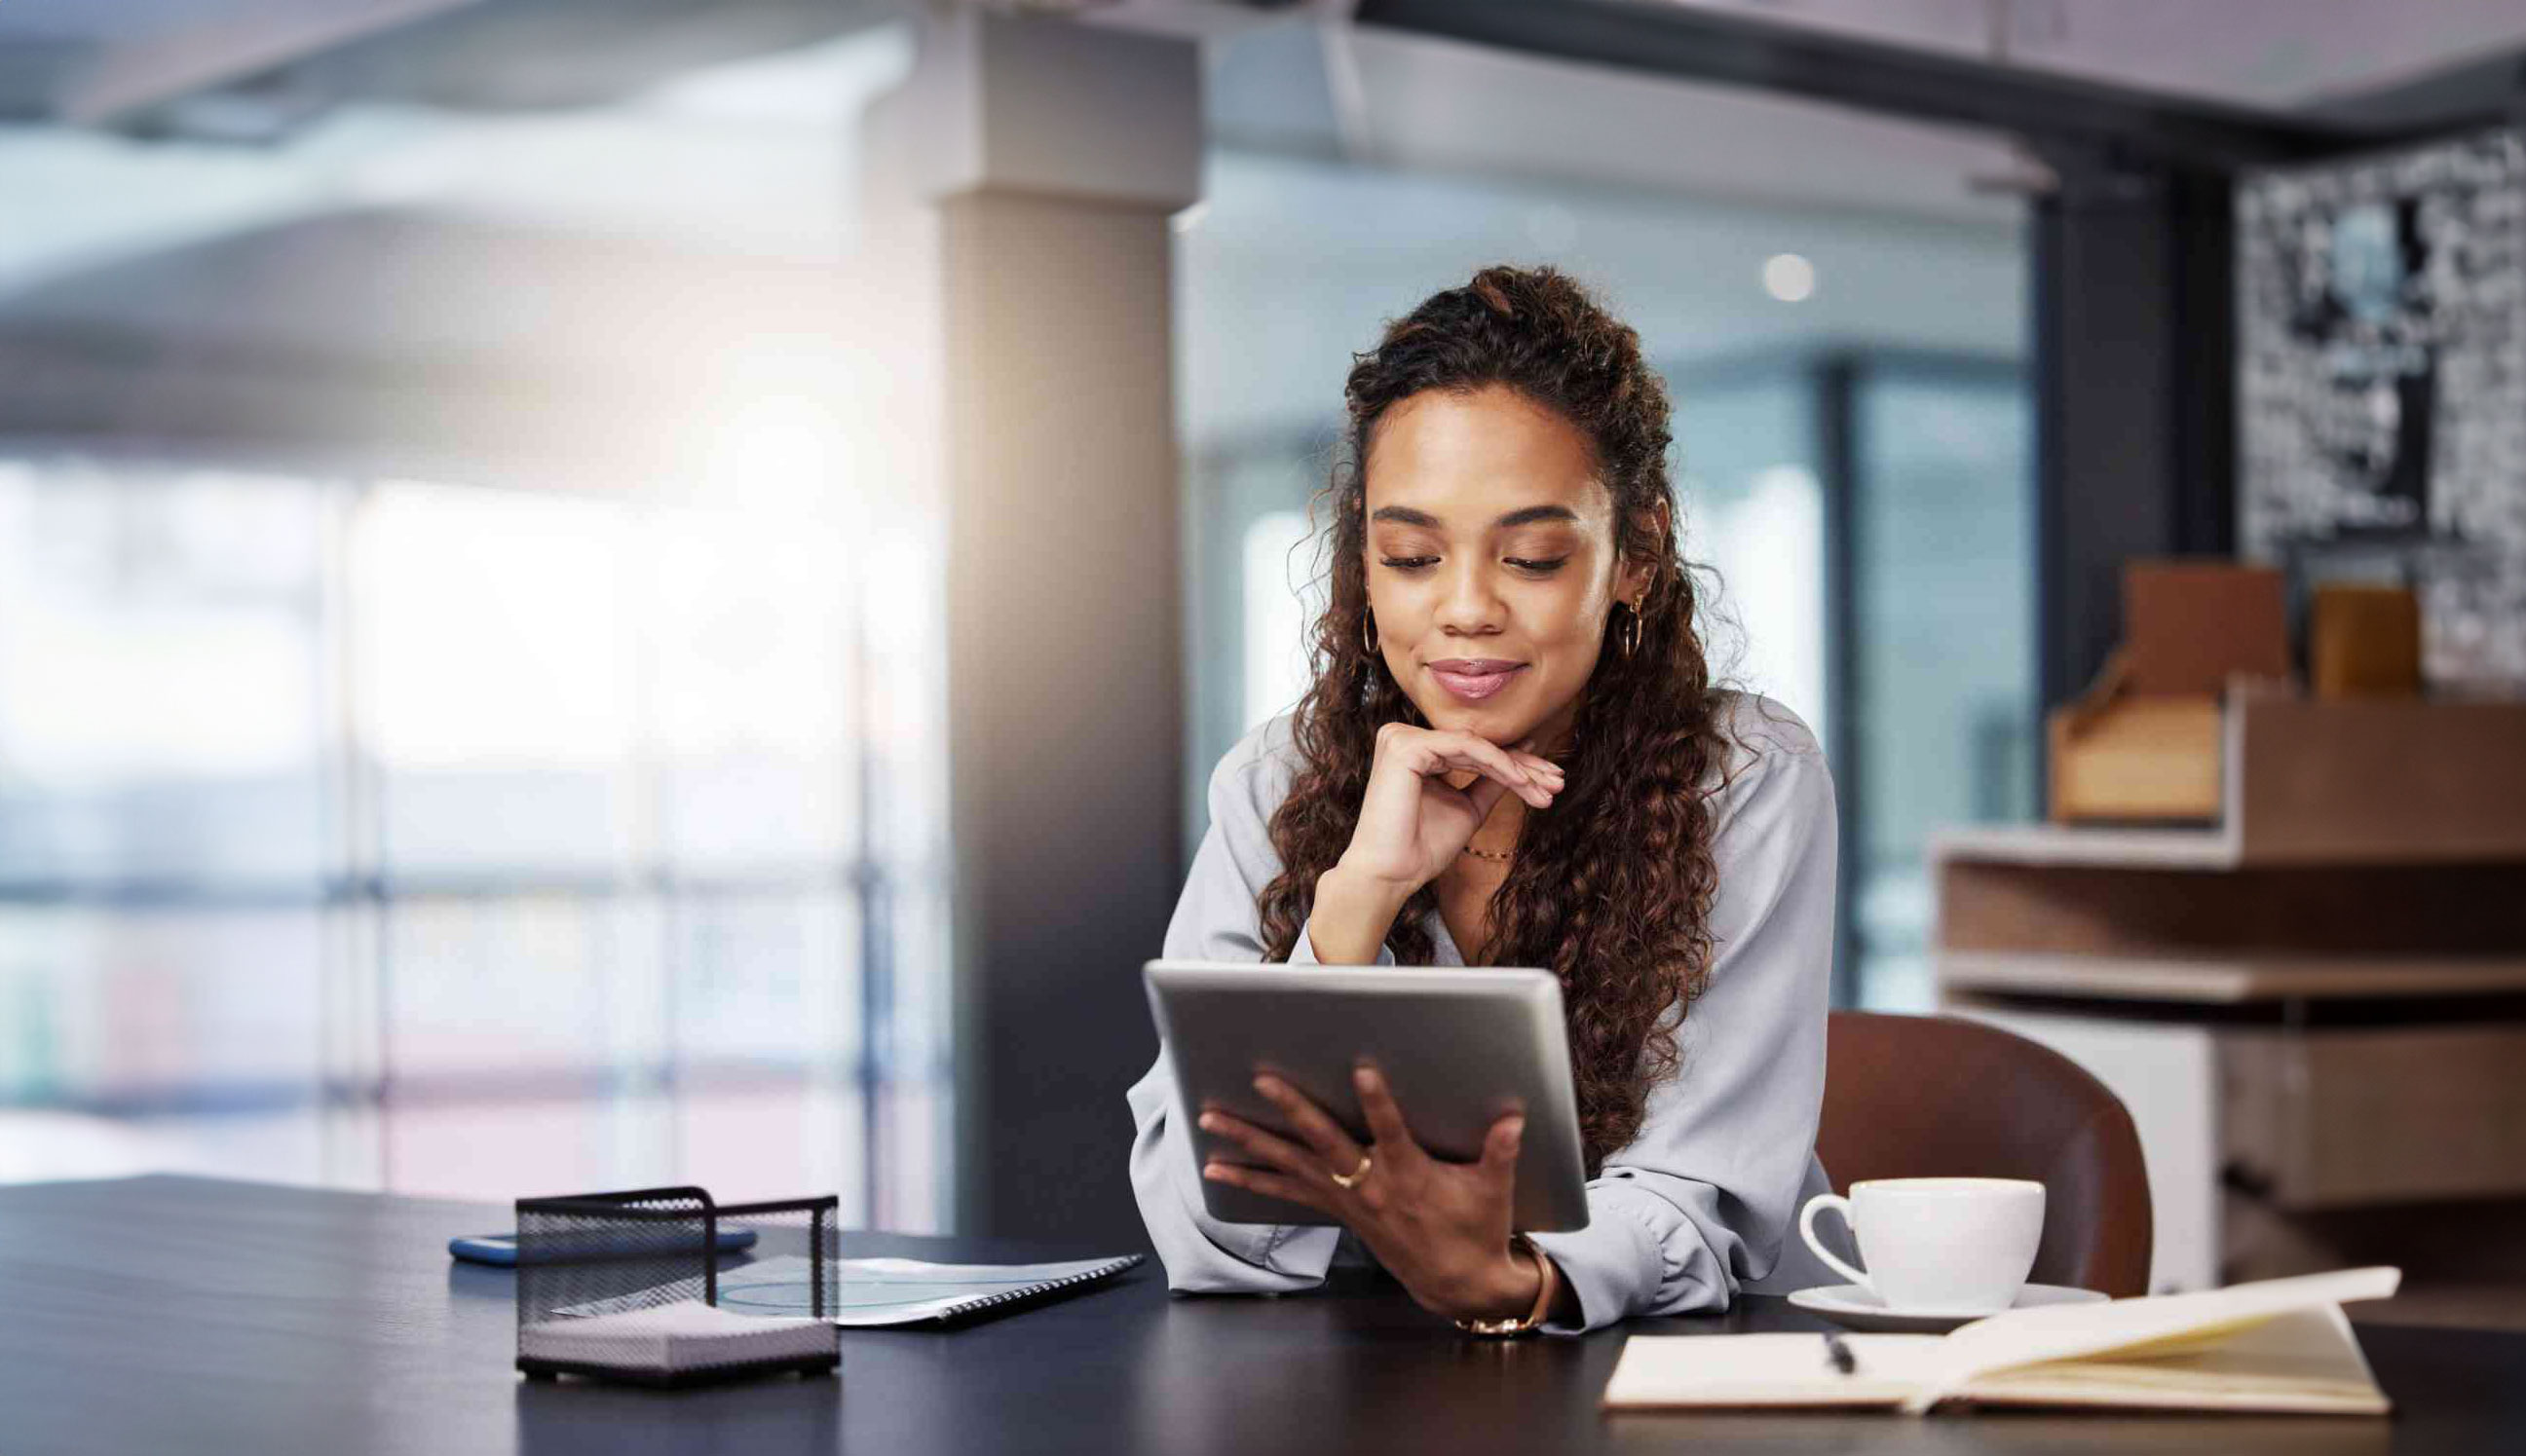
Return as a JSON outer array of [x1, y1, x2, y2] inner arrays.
[[1787, 1282, 2108, 1333]]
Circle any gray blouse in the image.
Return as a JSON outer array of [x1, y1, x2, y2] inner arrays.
[[1125, 693, 1844, 1332]]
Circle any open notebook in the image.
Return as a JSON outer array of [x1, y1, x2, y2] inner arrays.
[[1604, 1268, 2400, 1416]]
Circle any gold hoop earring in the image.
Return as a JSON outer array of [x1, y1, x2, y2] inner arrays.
[[1362, 611, 1379, 655], [1615, 603, 1640, 660]]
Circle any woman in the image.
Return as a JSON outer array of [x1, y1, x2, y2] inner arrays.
[[1127, 265, 1839, 1333]]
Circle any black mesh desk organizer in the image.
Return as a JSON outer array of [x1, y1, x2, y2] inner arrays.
[[514, 1186, 840, 1387]]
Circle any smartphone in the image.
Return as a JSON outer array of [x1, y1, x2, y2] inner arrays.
[[447, 1226, 759, 1267]]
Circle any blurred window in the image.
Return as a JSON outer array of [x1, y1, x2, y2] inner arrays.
[[0, 462, 328, 890], [1678, 373, 1831, 747], [1241, 508, 1317, 732], [1848, 364, 2036, 1010], [0, 458, 948, 1226]]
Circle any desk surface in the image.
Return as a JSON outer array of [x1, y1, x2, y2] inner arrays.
[[3, 1176, 2520, 1456]]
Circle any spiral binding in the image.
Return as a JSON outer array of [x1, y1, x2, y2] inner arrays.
[[924, 1254, 1145, 1325]]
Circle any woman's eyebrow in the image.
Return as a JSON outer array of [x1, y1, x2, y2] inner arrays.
[[1368, 504, 1579, 528]]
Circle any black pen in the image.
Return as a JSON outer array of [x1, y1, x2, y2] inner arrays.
[[1823, 1331, 1858, 1374]]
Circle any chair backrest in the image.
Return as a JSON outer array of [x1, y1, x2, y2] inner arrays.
[[1817, 1011, 2153, 1297]]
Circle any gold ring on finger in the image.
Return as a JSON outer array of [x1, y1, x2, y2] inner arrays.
[[1329, 1153, 1372, 1190]]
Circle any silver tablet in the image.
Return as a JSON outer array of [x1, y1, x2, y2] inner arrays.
[[1144, 960, 1590, 1231]]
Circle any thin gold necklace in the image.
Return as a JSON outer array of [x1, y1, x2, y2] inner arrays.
[[1460, 841, 1514, 863]]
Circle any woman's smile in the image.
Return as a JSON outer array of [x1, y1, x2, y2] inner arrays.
[[1361, 384, 1642, 748], [1426, 658, 1527, 702]]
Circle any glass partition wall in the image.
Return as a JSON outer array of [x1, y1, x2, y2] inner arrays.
[[0, 458, 951, 1223], [1843, 361, 2038, 1008], [1680, 355, 2038, 1008]]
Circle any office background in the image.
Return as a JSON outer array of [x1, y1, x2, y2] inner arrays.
[[1, 1, 2521, 1304]]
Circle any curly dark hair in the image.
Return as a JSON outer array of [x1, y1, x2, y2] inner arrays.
[[1256, 265, 1737, 1173]]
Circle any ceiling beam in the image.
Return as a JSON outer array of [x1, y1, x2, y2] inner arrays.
[[1351, 0, 2448, 172], [0, 0, 476, 125], [2304, 47, 2526, 135]]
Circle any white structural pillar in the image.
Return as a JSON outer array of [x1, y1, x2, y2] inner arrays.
[[887, 10, 1202, 1243]]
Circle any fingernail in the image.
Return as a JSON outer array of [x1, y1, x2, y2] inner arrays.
[[1197, 1113, 1219, 1133], [1202, 1164, 1225, 1181], [1253, 1075, 1278, 1097], [1354, 1065, 1377, 1093]]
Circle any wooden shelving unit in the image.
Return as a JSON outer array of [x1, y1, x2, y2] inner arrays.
[[1944, 690, 2526, 871], [1937, 950, 2526, 1004], [1930, 697, 2526, 1295]]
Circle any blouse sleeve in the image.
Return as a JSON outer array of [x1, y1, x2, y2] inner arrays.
[[1526, 727, 1838, 1332], [1125, 723, 1354, 1292]]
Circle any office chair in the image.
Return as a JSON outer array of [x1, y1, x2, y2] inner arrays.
[[1816, 1010, 2154, 1297]]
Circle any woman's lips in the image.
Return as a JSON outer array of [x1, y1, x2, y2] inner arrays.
[[1427, 659, 1527, 702]]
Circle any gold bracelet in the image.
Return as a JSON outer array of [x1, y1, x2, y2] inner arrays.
[[1454, 1234, 1556, 1338]]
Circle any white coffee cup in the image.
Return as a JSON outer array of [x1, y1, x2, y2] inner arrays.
[[1798, 1176, 2046, 1314]]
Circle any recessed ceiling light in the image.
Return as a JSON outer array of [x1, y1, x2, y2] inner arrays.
[[1763, 253, 1816, 303]]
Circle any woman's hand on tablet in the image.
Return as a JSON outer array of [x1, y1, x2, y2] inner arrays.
[[1307, 725, 1563, 963], [1197, 1064, 1550, 1325]]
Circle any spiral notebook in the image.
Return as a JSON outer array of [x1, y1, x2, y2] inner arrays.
[[559, 1252, 1143, 1328]]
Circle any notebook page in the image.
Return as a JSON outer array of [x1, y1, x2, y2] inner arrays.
[[554, 1253, 1138, 1327], [1602, 1334, 1944, 1409], [1904, 1267, 2400, 1413], [1956, 1305, 2390, 1415], [715, 1254, 1138, 1327]]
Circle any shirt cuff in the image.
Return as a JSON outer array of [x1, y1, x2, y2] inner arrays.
[[1291, 921, 1396, 966], [1127, 1060, 1345, 1294], [1168, 1218, 1341, 1292], [1527, 1181, 1724, 1333]]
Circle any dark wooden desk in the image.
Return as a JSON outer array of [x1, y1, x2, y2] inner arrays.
[[2, 1176, 2518, 1455]]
